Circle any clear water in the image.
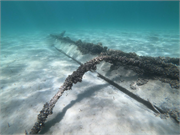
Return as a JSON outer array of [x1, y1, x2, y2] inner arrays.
[[1, 1, 179, 58], [1, 1, 180, 134]]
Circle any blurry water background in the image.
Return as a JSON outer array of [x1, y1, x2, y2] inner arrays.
[[1, 1, 179, 57]]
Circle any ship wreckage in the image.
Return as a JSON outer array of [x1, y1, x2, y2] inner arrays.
[[27, 31, 179, 134]]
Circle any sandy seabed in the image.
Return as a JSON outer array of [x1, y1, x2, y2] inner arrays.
[[0, 29, 179, 134]]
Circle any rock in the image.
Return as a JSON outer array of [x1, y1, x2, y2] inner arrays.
[[130, 82, 136, 90], [136, 78, 148, 86]]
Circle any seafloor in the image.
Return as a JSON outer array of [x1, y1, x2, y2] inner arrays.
[[0, 29, 179, 134]]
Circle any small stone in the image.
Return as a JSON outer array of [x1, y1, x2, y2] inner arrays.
[[130, 82, 136, 90]]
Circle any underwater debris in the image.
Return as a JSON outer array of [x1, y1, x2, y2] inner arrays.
[[26, 55, 123, 134], [76, 40, 108, 55], [50, 32, 179, 88], [100, 50, 179, 80], [130, 82, 137, 90], [51, 32, 179, 65], [28, 53, 179, 134], [50, 31, 75, 45], [136, 78, 148, 86], [27, 31, 180, 134]]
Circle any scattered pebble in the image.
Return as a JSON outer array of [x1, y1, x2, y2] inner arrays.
[[130, 82, 137, 90]]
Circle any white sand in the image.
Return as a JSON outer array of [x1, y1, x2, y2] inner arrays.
[[0, 29, 179, 134], [65, 29, 179, 58]]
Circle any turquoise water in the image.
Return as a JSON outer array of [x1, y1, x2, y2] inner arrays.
[[1, 1, 179, 58], [1, 1, 180, 134], [2, 1, 179, 33]]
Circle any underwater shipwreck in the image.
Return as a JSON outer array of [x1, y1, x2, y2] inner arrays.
[[26, 31, 179, 134]]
